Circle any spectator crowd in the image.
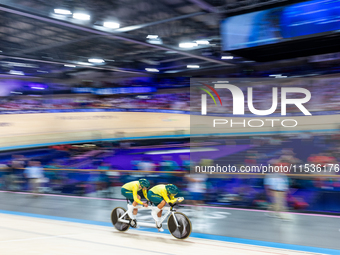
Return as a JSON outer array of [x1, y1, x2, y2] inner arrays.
[[1, 76, 340, 114]]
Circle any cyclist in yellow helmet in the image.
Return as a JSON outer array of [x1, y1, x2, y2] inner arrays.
[[148, 184, 184, 228], [121, 179, 150, 225]]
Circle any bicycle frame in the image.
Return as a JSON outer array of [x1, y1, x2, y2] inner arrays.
[[118, 204, 179, 229]]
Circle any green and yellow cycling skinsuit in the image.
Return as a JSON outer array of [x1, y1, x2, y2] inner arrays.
[[121, 181, 148, 205], [148, 184, 177, 206]]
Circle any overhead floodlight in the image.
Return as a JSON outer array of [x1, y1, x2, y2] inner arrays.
[[147, 35, 158, 39], [221, 56, 233, 59], [103, 22, 120, 29], [147, 38, 163, 45], [145, 68, 159, 72], [88, 58, 105, 63], [164, 70, 180, 73], [269, 74, 287, 78], [196, 40, 209, 45], [187, 65, 200, 68], [179, 42, 197, 48], [73, 13, 90, 20], [77, 62, 93, 66], [64, 64, 76, 67], [54, 9, 72, 15], [31, 87, 45, 90], [9, 70, 24, 75]]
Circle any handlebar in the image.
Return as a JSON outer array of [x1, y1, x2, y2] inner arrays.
[[169, 203, 183, 208], [132, 198, 184, 208]]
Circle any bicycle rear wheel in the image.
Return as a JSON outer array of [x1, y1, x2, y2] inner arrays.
[[167, 212, 192, 239], [111, 207, 130, 232]]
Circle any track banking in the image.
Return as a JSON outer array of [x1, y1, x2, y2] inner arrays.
[[194, 164, 292, 174]]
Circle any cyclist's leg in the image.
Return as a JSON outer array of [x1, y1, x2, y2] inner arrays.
[[121, 188, 134, 202], [148, 191, 163, 207], [132, 195, 141, 216], [153, 201, 165, 230], [121, 188, 136, 219], [148, 191, 164, 223], [156, 200, 166, 217]]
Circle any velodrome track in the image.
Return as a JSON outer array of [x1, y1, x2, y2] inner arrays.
[[1, 111, 340, 151], [1, 213, 323, 255], [1, 191, 340, 255]]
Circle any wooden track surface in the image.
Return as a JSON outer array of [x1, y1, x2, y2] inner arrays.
[[0, 213, 323, 255]]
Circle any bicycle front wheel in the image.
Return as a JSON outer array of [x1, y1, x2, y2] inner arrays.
[[167, 212, 192, 239], [111, 207, 130, 232]]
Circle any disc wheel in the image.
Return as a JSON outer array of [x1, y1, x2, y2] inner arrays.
[[111, 207, 130, 232], [167, 212, 192, 239]]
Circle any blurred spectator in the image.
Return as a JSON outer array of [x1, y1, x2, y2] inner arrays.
[[186, 174, 207, 205], [160, 156, 179, 171], [131, 158, 141, 170], [10, 155, 26, 172], [244, 150, 258, 165], [0, 163, 10, 190], [24, 161, 44, 194], [137, 158, 156, 171], [199, 158, 214, 167], [45, 159, 61, 169], [180, 155, 191, 171], [96, 163, 111, 197], [269, 148, 301, 165], [120, 140, 132, 150], [98, 162, 111, 170], [264, 168, 290, 220], [8, 155, 26, 191]]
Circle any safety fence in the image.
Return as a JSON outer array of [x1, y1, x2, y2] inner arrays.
[[1, 168, 340, 213]]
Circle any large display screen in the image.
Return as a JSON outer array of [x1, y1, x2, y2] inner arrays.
[[221, 0, 340, 50]]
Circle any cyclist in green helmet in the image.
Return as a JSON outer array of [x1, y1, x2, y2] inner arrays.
[[148, 184, 184, 228], [121, 179, 150, 224]]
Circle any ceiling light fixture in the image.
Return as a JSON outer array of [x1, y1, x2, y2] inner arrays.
[[147, 38, 163, 45], [187, 65, 200, 68], [73, 13, 90, 20], [88, 58, 105, 63], [64, 64, 76, 67], [196, 40, 210, 45], [221, 56, 233, 59], [147, 35, 158, 39], [103, 22, 120, 29], [179, 42, 197, 48], [77, 62, 93, 66], [54, 9, 72, 15], [165, 50, 177, 54], [145, 68, 159, 72], [9, 70, 24, 75]]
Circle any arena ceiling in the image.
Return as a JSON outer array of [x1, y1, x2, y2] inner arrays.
[[0, 0, 291, 78]]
